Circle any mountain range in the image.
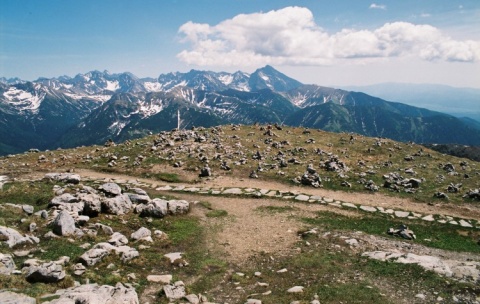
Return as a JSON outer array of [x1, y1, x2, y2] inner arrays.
[[1, 65, 480, 156]]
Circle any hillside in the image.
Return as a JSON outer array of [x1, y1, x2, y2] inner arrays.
[[342, 83, 480, 122], [1, 125, 480, 303]]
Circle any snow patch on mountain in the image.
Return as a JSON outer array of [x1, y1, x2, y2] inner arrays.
[[143, 82, 162, 92], [63, 91, 111, 102], [108, 120, 128, 135], [105, 80, 120, 91], [219, 74, 233, 86], [2, 87, 45, 112]]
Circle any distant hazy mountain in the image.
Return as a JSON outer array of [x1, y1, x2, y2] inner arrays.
[[1, 66, 480, 156], [341, 83, 480, 122]]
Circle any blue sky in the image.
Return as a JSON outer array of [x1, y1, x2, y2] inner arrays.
[[1, 0, 479, 88]]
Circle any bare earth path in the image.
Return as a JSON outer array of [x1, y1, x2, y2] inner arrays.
[[71, 168, 480, 221]]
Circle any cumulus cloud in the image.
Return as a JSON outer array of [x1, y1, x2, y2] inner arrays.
[[176, 6, 480, 67], [369, 3, 386, 10]]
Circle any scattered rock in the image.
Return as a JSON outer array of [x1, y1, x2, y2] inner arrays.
[[22, 205, 34, 215], [0, 253, 16, 275], [44, 173, 81, 184], [73, 263, 86, 276], [387, 224, 416, 240], [163, 281, 186, 300], [52, 210, 76, 236], [199, 165, 212, 177], [287, 286, 304, 293], [0, 226, 39, 248], [131, 227, 151, 241], [108, 232, 128, 246], [147, 274, 172, 284]]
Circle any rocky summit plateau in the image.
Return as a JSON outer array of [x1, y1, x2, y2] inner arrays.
[[0, 124, 480, 303], [1, 66, 480, 157]]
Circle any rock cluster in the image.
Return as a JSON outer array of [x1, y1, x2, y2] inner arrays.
[[383, 172, 422, 193], [0, 226, 39, 248], [463, 188, 480, 200], [42, 283, 139, 304], [387, 224, 416, 240]]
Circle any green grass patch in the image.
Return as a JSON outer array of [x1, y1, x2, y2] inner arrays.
[[206, 209, 228, 218], [38, 239, 85, 261], [150, 216, 202, 245], [316, 282, 385, 304], [198, 201, 213, 210], [303, 211, 480, 253], [255, 205, 298, 213], [0, 181, 54, 210], [141, 172, 181, 183]]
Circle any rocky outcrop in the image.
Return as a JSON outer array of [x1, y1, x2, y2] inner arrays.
[[362, 251, 480, 282], [79, 242, 139, 266], [43, 283, 139, 304], [26, 261, 66, 283]]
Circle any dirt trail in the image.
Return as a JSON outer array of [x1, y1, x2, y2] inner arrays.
[[71, 168, 480, 221], [177, 192, 360, 264]]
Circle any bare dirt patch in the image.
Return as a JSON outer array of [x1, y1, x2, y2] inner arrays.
[[166, 192, 360, 264]]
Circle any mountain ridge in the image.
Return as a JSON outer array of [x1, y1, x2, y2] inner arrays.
[[1, 66, 480, 156]]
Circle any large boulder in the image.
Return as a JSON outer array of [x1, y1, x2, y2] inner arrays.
[[131, 227, 151, 241], [0, 226, 39, 248], [78, 245, 112, 267], [0, 291, 36, 304], [108, 232, 128, 246], [94, 223, 114, 235], [52, 210, 76, 236], [116, 245, 139, 262], [0, 253, 16, 275], [42, 283, 139, 304], [98, 183, 122, 197], [78, 193, 102, 216], [167, 200, 190, 215], [136, 199, 168, 218], [49, 193, 84, 214], [126, 193, 151, 204], [101, 194, 132, 215], [26, 261, 66, 283]]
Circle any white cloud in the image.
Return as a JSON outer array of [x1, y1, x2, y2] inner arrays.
[[420, 13, 431, 18], [369, 3, 387, 10], [176, 6, 480, 67]]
